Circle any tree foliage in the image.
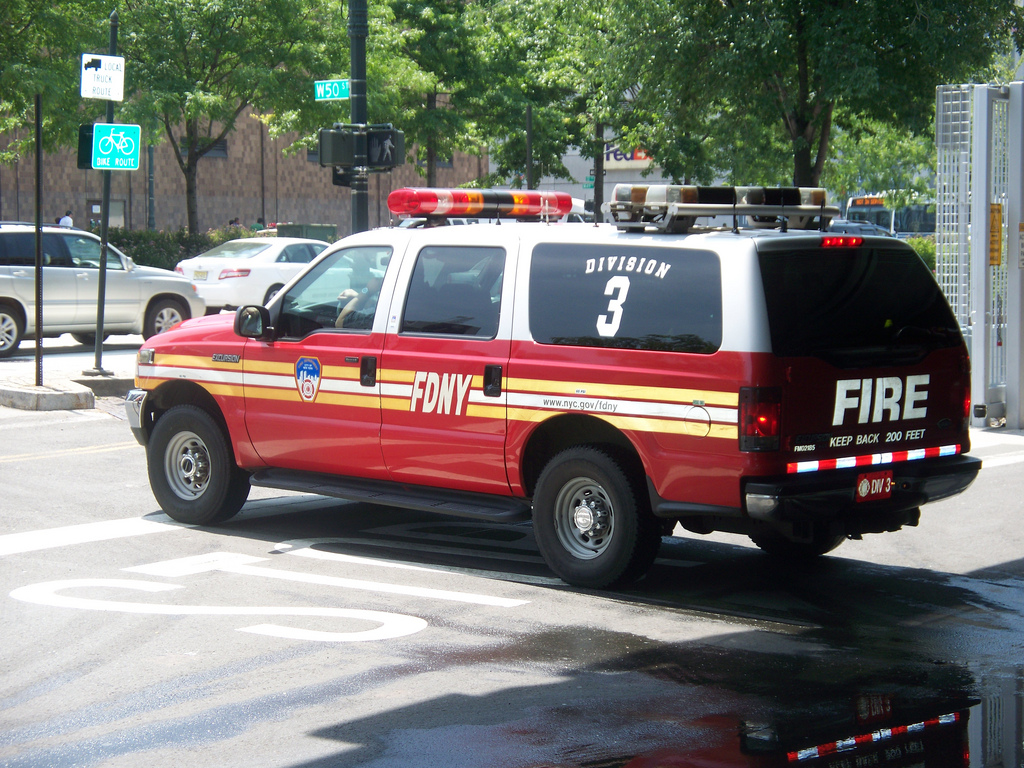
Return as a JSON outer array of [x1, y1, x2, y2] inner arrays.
[[117, 0, 352, 233], [602, 0, 1023, 186], [467, 0, 607, 186], [0, 0, 109, 162], [822, 117, 935, 208]]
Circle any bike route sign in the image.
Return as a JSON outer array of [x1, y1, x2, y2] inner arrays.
[[92, 123, 141, 171]]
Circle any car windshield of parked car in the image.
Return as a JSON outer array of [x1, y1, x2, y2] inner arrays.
[[200, 241, 273, 260]]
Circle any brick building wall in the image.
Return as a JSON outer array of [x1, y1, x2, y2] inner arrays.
[[0, 110, 488, 238]]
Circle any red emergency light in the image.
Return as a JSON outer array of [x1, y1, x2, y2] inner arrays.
[[387, 188, 573, 219], [821, 235, 864, 248]]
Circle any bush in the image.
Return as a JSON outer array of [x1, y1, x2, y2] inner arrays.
[[905, 235, 936, 272], [94, 226, 255, 270]]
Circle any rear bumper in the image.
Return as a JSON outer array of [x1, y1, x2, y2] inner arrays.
[[742, 454, 982, 525]]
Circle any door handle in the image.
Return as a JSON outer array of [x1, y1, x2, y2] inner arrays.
[[484, 364, 502, 397], [360, 356, 377, 387]]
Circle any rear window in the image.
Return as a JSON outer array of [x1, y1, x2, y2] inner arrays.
[[758, 246, 961, 365], [529, 243, 722, 353], [199, 241, 272, 259]]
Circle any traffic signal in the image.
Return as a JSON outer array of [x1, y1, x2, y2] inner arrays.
[[332, 167, 355, 187], [77, 124, 95, 170], [318, 128, 355, 167], [367, 128, 404, 169], [319, 125, 405, 170]]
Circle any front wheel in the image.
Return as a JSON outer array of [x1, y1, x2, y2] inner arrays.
[[147, 405, 250, 525], [143, 298, 187, 339], [533, 447, 662, 588]]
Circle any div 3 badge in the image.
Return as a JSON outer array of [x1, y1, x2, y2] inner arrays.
[[295, 357, 322, 402]]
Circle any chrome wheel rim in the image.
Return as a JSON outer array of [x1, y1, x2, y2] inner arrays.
[[164, 430, 211, 500], [552, 477, 614, 560], [0, 314, 17, 351], [153, 306, 183, 334]]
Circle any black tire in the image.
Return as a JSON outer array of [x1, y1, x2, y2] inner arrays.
[[71, 332, 110, 346], [263, 284, 284, 306], [0, 303, 23, 358], [749, 528, 846, 559], [143, 298, 188, 339], [147, 405, 250, 525], [533, 447, 662, 588]]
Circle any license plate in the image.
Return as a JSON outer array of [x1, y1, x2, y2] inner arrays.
[[193, 270, 208, 280], [856, 470, 893, 502]]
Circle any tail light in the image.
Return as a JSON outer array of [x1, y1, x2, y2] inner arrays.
[[218, 268, 251, 280], [739, 387, 781, 452]]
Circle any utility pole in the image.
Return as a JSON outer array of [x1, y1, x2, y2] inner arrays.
[[85, 9, 118, 377], [349, 0, 368, 233]]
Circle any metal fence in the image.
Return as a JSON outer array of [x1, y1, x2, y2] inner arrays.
[[935, 84, 1008, 394]]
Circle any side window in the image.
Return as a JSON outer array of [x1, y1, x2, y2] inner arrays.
[[278, 244, 317, 264], [276, 246, 393, 338], [400, 246, 504, 338], [41, 234, 73, 267], [0, 234, 34, 266], [528, 243, 722, 354], [62, 235, 124, 270]]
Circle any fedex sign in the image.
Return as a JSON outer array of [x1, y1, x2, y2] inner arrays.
[[604, 143, 655, 170]]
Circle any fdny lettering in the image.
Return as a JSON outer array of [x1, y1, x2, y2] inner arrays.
[[585, 256, 671, 279], [832, 375, 930, 426], [410, 371, 473, 415]]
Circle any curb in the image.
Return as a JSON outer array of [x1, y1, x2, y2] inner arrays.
[[0, 376, 134, 411]]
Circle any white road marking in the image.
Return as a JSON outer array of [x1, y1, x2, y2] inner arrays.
[[124, 551, 529, 607], [273, 538, 437, 571], [0, 517, 183, 557], [9, 579, 427, 642]]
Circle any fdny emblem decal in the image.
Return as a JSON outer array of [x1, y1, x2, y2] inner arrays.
[[295, 357, 322, 402]]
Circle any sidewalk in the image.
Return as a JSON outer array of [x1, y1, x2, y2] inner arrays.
[[0, 334, 139, 410]]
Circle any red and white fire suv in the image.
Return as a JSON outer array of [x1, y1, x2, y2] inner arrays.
[[125, 185, 980, 588]]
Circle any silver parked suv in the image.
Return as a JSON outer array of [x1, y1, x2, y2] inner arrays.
[[0, 223, 205, 357]]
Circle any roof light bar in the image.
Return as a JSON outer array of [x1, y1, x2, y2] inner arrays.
[[603, 184, 840, 233], [387, 188, 573, 219]]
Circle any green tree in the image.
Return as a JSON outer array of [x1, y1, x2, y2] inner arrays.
[[822, 117, 935, 210], [469, 0, 605, 187], [1, 0, 109, 163], [603, 0, 1022, 186], [117, 0, 349, 233], [389, 0, 481, 186]]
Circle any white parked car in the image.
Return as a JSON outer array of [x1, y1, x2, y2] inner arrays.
[[175, 237, 330, 312], [0, 223, 205, 358]]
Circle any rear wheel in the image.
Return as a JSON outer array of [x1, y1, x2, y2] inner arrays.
[[749, 527, 846, 559], [147, 405, 250, 525], [263, 284, 284, 305], [143, 298, 187, 339], [533, 447, 662, 588], [0, 304, 23, 358], [71, 332, 110, 346]]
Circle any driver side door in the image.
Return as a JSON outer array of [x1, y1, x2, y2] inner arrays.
[[242, 245, 395, 478]]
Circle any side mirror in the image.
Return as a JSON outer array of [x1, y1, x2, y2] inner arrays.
[[234, 305, 272, 339], [124, 256, 136, 271]]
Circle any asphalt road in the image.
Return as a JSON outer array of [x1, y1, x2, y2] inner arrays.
[[1, 392, 1023, 767]]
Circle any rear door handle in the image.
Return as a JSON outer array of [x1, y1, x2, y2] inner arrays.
[[484, 364, 502, 397], [360, 356, 377, 387]]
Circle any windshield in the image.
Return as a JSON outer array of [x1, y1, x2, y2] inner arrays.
[[758, 246, 961, 366], [199, 241, 272, 260]]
